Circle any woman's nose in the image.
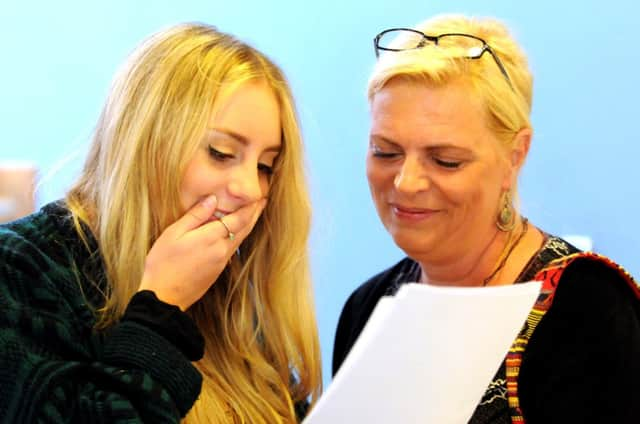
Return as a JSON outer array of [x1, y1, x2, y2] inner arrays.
[[394, 156, 430, 193], [227, 165, 264, 202]]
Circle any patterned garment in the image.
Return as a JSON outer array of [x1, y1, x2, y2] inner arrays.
[[381, 234, 580, 424], [333, 226, 640, 422], [0, 202, 202, 422]]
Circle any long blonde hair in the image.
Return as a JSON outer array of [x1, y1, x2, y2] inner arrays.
[[66, 23, 321, 423]]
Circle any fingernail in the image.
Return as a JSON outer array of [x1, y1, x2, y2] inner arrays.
[[202, 195, 217, 208]]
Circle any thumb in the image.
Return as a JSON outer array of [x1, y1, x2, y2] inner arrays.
[[177, 194, 217, 233]]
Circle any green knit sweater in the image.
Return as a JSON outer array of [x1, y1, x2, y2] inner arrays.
[[0, 202, 202, 422]]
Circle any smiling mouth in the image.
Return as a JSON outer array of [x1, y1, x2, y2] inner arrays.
[[391, 204, 439, 220], [393, 204, 435, 213]]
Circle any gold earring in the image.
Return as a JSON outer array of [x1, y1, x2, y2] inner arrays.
[[496, 191, 516, 232]]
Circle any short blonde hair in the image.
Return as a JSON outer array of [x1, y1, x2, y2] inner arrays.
[[369, 14, 533, 147], [67, 22, 320, 423]]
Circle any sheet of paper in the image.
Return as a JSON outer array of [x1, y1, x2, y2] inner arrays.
[[304, 281, 541, 424]]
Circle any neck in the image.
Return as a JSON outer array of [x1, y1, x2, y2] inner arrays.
[[419, 218, 526, 287]]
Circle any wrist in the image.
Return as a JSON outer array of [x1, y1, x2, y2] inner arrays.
[[123, 290, 204, 361]]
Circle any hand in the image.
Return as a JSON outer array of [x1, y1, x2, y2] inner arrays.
[[138, 194, 266, 310]]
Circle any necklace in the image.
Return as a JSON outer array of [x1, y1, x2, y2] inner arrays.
[[482, 218, 529, 286]]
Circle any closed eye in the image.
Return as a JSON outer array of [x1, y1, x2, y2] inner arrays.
[[208, 146, 234, 161], [370, 144, 401, 159], [434, 158, 462, 169], [258, 163, 274, 175], [372, 151, 400, 159]]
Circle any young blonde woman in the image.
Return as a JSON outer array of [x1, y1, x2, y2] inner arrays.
[[0, 23, 321, 423]]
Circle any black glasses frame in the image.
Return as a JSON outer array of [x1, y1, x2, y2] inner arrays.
[[373, 28, 513, 88]]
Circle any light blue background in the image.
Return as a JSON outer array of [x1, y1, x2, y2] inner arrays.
[[2, 0, 638, 385]]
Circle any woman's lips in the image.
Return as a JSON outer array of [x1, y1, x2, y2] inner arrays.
[[391, 204, 439, 221]]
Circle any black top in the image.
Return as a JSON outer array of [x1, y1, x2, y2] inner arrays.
[[333, 236, 640, 423]]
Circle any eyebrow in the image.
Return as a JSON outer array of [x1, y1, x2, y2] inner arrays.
[[370, 134, 470, 152], [369, 135, 402, 149], [208, 128, 281, 153]]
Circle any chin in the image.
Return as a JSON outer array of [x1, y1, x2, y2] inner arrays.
[[390, 231, 427, 257]]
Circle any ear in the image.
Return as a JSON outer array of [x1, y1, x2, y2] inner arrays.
[[502, 127, 532, 190]]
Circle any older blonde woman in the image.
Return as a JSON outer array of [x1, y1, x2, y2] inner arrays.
[[333, 15, 639, 423], [0, 23, 321, 423]]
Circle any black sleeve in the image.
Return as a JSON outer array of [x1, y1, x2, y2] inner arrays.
[[332, 289, 362, 377], [519, 258, 640, 423], [123, 290, 204, 361]]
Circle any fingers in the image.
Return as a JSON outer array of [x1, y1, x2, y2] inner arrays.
[[229, 197, 267, 243], [198, 198, 268, 245], [247, 198, 268, 231], [141, 196, 264, 311], [174, 195, 218, 233]]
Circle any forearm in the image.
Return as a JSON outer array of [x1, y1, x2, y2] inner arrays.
[[1, 291, 204, 422]]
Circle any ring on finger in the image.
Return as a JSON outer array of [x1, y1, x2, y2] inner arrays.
[[218, 217, 235, 241]]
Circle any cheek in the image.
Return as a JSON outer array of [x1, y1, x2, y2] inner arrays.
[[179, 159, 224, 210], [430, 174, 468, 202], [259, 176, 272, 197], [366, 159, 392, 193], [366, 162, 393, 221], [440, 172, 499, 216], [178, 175, 201, 212], [427, 173, 488, 222]]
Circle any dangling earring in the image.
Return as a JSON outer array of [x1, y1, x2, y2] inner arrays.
[[496, 191, 516, 232]]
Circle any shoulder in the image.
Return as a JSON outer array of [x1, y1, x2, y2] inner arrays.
[[550, 254, 639, 316], [526, 253, 639, 356], [1, 201, 75, 249], [1, 201, 78, 266], [332, 257, 416, 375], [531, 253, 639, 340], [344, 256, 418, 311], [519, 254, 640, 421], [0, 201, 97, 308]]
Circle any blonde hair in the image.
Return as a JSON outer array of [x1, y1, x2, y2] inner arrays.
[[369, 14, 533, 153], [66, 23, 321, 423]]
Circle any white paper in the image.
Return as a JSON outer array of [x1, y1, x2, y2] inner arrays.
[[304, 281, 542, 424]]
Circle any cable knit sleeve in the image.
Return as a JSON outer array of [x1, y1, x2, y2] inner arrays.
[[0, 217, 203, 422]]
